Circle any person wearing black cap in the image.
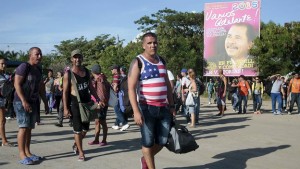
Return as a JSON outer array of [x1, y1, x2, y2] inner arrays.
[[88, 64, 111, 146], [62, 49, 101, 161]]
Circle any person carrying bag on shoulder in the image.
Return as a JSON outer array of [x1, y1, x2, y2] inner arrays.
[[63, 49, 101, 162], [184, 71, 198, 127]]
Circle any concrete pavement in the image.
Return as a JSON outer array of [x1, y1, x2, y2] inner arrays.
[[1, 98, 299, 169]]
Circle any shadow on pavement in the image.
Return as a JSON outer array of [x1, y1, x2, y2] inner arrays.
[[43, 137, 141, 160], [164, 145, 291, 169], [0, 162, 9, 167], [191, 125, 249, 140]]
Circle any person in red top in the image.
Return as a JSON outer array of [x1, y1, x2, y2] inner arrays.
[[88, 64, 110, 146], [232, 75, 251, 114], [287, 73, 300, 115]]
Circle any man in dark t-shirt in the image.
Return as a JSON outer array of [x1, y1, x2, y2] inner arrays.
[[13, 47, 45, 165]]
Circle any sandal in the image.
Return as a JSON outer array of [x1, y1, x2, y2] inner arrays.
[[19, 157, 33, 165], [2, 142, 16, 147], [99, 141, 107, 146], [78, 155, 85, 162], [88, 140, 99, 145], [29, 154, 42, 162]]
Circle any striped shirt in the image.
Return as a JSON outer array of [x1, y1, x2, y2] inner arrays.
[[137, 55, 167, 107]]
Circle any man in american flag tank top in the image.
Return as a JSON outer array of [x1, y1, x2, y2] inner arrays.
[[128, 32, 175, 169]]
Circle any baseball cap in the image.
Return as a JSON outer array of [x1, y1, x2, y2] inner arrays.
[[110, 64, 119, 70], [71, 49, 83, 57], [91, 64, 101, 74], [181, 69, 187, 73]]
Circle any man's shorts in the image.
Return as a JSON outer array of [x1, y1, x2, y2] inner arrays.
[[139, 104, 172, 148], [70, 102, 90, 133], [14, 101, 37, 129]]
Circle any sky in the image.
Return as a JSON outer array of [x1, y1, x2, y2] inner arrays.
[[0, 0, 299, 54]]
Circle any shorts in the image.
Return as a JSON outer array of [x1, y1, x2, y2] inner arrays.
[[14, 101, 37, 129], [70, 101, 90, 133], [188, 96, 199, 114], [0, 97, 6, 108], [139, 104, 172, 147], [97, 106, 108, 120], [217, 96, 226, 106]]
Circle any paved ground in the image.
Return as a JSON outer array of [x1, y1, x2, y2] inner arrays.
[[1, 98, 299, 169]]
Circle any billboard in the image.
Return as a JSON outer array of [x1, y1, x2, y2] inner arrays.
[[204, 0, 261, 76]]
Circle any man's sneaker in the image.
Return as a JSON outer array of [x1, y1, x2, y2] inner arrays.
[[120, 124, 130, 131], [277, 112, 283, 115], [208, 102, 211, 105], [55, 123, 63, 127], [5, 117, 11, 120], [288, 112, 292, 115], [140, 156, 148, 169], [112, 125, 119, 130]]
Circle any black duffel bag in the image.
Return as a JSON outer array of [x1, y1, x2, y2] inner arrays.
[[165, 120, 199, 154]]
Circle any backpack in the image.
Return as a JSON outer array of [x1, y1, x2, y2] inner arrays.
[[264, 80, 274, 96], [195, 79, 205, 95], [118, 76, 133, 117], [1, 63, 34, 104], [0, 74, 15, 99]]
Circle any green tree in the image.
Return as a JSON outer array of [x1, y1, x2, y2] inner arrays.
[[134, 8, 206, 76], [251, 21, 300, 77]]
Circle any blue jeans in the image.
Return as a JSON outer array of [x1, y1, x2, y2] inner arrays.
[[139, 104, 172, 147], [14, 101, 38, 129], [113, 102, 127, 126], [271, 93, 282, 113], [232, 93, 239, 111], [289, 93, 300, 113], [238, 95, 248, 113], [46, 92, 53, 112], [253, 94, 262, 112], [208, 91, 213, 103]]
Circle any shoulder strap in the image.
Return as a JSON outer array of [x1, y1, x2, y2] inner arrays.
[[69, 71, 82, 103], [21, 63, 31, 83], [157, 55, 166, 65], [136, 57, 142, 70]]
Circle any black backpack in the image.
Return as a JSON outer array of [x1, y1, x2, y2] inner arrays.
[[264, 80, 274, 96], [1, 62, 42, 103], [195, 79, 205, 95], [119, 76, 133, 117], [1, 74, 14, 99], [1, 63, 33, 104]]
